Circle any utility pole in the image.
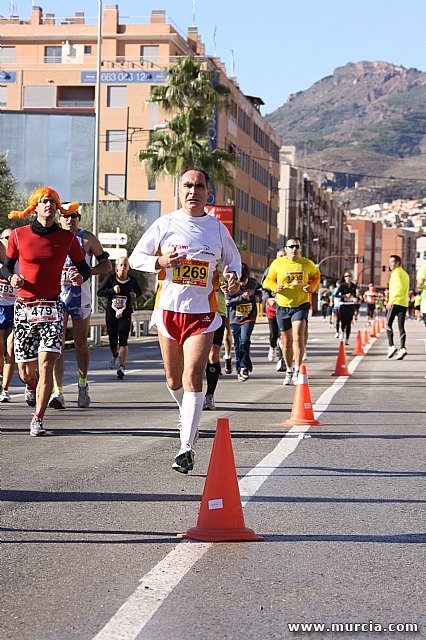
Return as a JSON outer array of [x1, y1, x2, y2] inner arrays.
[[91, 0, 102, 345]]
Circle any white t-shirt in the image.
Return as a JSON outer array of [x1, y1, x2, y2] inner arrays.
[[129, 209, 241, 314]]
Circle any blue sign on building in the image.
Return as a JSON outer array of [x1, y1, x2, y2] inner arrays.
[[81, 70, 166, 84], [0, 71, 16, 83]]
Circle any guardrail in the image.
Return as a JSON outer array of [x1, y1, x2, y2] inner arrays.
[[67, 309, 154, 337]]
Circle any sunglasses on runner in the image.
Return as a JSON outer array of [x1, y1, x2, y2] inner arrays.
[[287, 244, 300, 249], [60, 213, 80, 219], [1, 235, 10, 240]]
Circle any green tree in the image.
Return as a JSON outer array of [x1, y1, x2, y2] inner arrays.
[[80, 201, 152, 308], [0, 152, 26, 224], [136, 55, 237, 188]]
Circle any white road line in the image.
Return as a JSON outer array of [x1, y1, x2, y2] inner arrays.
[[92, 344, 368, 640]]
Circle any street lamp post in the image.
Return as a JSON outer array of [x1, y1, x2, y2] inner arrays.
[[90, 0, 103, 345]]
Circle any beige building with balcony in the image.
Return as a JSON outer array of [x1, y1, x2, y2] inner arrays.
[[0, 4, 280, 276]]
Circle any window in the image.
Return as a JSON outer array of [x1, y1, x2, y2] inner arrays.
[[57, 86, 94, 108], [0, 86, 7, 107], [249, 234, 267, 256], [23, 86, 56, 108], [105, 174, 125, 198], [140, 45, 159, 64], [84, 46, 92, 54], [0, 46, 16, 63], [148, 175, 157, 191], [45, 46, 62, 63], [107, 85, 127, 108], [106, 130, 126, 152]]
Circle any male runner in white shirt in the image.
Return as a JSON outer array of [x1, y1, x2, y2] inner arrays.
[[129, 167, 241, 473]]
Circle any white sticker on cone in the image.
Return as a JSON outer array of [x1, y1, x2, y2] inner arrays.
[[208, 499, 223, 510], [304, 403, 311, 409]]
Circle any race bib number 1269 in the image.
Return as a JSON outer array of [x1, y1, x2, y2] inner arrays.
[[172, 259, 209, 287]]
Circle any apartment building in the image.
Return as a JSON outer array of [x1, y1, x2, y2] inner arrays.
[[0, 5, 280, 276], [347, 218, 383, 287], [380, 227, 419, 289], [279, 146, 349, 283]]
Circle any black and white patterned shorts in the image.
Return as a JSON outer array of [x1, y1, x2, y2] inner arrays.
[[14, 299, 64, 362]]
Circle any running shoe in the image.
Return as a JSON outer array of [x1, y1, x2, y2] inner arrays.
[[240, 368, 249, 380], [224, 357, 232, 374], [30, 415, 46, 437], [77, 384, 91, 408], [203, 394, 216, 411], [0, 389, 11, 403], [283, 371, 293, 386], [172, 447, 195, 474], [335, 332, 340, 339], [109, 354, 119, 369], [116, 365, 125, 379], [395, 347, 407, 360], [387, 346, 397, 359], [268, 346, 276, 362], [49, 391, 66, 410], [276, 358, 286, 372], [345, 339, 349, 346], [292, 369, 300, 385], [302, 352, 307, 361], [25, 385, 37, 407]]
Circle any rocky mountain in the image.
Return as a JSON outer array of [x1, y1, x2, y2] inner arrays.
[[266, 61, 426, 208]]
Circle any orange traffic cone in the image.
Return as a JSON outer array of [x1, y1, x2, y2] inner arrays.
[[332, 341, 352, 376], [376, 319, 381, 334], [284, 365, 323, 426], [178, 418, 264, 542], [381, 316, 386, 330], [361, 325, 370, 345], [370, 322, 377, 338], [351, 330, 364, 356]]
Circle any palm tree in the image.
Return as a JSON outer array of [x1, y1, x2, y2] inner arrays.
[[136, 55, 237, 189]]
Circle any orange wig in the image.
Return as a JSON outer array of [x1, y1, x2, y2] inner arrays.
[[8, 187, 79, 219]]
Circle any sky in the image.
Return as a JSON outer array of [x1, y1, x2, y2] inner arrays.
[[1, 0, 425, 114]]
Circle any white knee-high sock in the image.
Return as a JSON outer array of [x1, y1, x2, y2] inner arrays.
[[180, 391, 203, 450], [166, 384, 184, 411]]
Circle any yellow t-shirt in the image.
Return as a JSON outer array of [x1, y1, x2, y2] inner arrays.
[[263, 256, 320, 308], [417, 264, 426, 314], [388, 266, 410, 307]]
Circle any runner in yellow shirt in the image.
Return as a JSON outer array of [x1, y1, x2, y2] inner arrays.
[[386, 254, 410, 360], [263, 237, 320, 384]]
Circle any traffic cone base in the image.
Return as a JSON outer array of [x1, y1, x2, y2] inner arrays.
[[178, 526, 264, 542], [352, 330, 365, 356], [331, 341, 352, 376], [178, 418, 264, 542], [284, 365, 323, 427]]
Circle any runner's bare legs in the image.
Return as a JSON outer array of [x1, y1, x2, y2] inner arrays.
[[159, 331, 213, 447]]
